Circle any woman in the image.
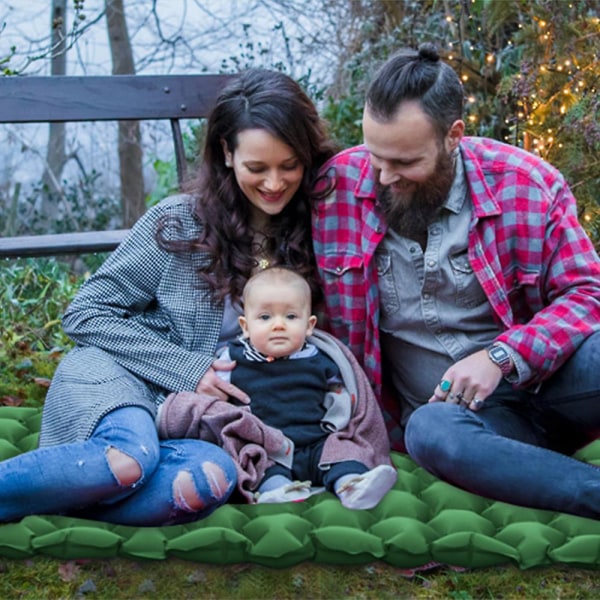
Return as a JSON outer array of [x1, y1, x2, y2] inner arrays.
[[0, 69, 336, 526]]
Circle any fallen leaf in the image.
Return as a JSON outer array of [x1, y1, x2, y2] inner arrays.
[[33, 377, 51, 388], [0, 396, 23, 407], [58, 561, 80, 582]]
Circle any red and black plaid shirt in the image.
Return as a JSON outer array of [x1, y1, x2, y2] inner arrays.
[[312, 138, 600, 448]]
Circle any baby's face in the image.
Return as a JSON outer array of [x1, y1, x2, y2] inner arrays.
[[239, 283, 316, 359]]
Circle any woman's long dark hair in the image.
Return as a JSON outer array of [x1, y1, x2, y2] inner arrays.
[[158, 68, 336, 305]]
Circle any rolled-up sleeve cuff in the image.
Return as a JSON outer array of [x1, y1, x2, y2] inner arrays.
[[496, 341, 532, 385]]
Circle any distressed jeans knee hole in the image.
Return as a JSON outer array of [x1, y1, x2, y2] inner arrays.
[[105, 446, 143, 488], [172, 462, 232, 513]]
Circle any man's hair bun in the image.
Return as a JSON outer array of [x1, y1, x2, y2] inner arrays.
[[418, 43, 440, 62]]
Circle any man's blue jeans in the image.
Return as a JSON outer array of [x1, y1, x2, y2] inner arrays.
[[405, 331, 600, 519], [0, 406, 237, 525]]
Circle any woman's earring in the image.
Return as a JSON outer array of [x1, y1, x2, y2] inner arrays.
[[225, 157, 232, 168]]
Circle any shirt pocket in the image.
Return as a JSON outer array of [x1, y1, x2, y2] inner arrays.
[[375, 250, 401, 316], [448, 251, 488, 309], [319, 254, 366, 328], [320, 254, 364, 280]]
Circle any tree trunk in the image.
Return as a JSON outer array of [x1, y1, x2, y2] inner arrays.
[[40, 0, 67, 229], [105, 0, 144, 228]]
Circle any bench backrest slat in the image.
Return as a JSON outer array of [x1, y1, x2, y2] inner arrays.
[[0, 230, 131, 258], [0, 74, 231, 122], [0, 74, 232, 258]]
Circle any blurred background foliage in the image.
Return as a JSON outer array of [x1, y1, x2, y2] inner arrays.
[[144, 0, 600, 245], [321, 0, 599, 242], [1, 0, 598, 248]]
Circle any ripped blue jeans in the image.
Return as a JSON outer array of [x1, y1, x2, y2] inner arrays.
[[0, 406, 237, 526]]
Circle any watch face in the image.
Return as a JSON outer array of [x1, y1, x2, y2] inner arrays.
[[490, 346, 509, 362]]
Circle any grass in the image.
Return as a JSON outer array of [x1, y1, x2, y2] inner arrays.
[[2, 258, 600, 598], [1, 557, 600, 599]]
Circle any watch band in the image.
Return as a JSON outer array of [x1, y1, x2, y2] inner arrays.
[[487, 343, 513, 377]]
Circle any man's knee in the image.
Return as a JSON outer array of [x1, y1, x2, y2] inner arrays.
[[405, 403, 455, 464], [572, 331, 600, 372], [406, 404, 436, 444]]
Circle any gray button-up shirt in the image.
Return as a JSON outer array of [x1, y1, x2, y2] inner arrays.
[[376, 155, 501, 426]]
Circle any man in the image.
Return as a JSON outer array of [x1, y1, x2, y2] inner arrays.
[[312, 43, 600, 518]]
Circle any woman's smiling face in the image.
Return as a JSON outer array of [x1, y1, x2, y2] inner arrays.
[[224, 128, 305, 229]]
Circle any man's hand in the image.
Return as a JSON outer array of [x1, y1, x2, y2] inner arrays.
[[195, 358, 250, 404], [427, 349, 505, 411]]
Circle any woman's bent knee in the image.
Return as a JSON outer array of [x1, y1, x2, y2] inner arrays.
[[96, 407, 162, 489], [171, 443, 237, 517], [106, 447, 143, 487], [172, 461, 234, 512]]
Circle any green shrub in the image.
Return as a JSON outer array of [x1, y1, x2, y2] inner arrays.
[[0, 258, 81, 407]]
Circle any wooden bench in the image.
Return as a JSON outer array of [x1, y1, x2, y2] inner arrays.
[[0, 74, 233, 258]]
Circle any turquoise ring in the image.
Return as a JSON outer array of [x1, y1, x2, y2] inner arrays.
[[439, 379, 452, 392]]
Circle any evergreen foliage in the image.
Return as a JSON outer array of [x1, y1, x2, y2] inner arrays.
[[322, 0, 600, 246]]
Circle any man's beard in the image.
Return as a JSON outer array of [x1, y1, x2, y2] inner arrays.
[[376, 149, 456, 243]]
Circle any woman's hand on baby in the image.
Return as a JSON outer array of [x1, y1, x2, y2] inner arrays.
[[195, 359, 250, 404]]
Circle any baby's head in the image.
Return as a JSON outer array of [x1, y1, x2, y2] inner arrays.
[[239, 267, 317, 359]]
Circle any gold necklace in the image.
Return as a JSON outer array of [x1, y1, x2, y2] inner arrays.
[[252, 230, 272, 270]]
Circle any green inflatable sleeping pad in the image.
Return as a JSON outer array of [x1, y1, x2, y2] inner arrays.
[[2, 406, 600, 570]]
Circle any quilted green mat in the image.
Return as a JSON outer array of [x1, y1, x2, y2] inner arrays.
[[2, 406, 600, 570]]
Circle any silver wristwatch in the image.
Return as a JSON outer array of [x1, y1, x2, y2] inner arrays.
[[487, 343, 513, 377]]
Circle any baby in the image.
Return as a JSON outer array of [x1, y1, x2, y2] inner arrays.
[[215, 266, 397, 509]]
